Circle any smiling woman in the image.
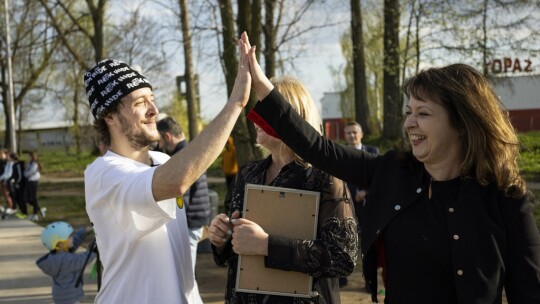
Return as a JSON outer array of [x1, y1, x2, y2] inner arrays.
[[245, 40, 540, 304], [404, 96, 462, 178]]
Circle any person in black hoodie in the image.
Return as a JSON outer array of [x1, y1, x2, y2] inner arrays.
[[8, 152, 26, 216], [157, 116, 211, 273]]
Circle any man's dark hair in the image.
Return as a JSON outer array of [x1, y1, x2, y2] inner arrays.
[[92, 106, 121, 147], [345, 121, 362, 130], [156, 117, 184, 137]]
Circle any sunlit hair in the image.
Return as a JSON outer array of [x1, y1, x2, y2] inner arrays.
[[270, 76, 323, 167], [402, 63, 525, 197]]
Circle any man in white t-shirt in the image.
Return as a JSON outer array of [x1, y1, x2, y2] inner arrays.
[[83, 36, 251, 303]]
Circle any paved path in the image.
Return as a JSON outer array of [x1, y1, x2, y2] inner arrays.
[[0, 217, 376, 304], [0, 218, 98, 303]]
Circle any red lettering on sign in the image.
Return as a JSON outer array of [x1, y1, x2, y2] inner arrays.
[[513, 59, 522, 73], [525, 59, 532, 72], [493, 59, 502, 73], [487, 58, 533, 74], [504, 57, 512, 72]]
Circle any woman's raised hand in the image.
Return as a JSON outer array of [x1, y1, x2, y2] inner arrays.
[[240, 32, 274, 101]]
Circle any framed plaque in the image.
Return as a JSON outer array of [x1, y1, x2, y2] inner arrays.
[[235, 183, 320, 298]]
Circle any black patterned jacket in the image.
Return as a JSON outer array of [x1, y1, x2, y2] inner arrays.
[[212, 156, 358, 304]]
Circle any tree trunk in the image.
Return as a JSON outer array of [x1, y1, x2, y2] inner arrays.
[[263, 0, 277, 77], [351, 0, 375, 135], [1, 63, 10, 149], [219, 0, 258, 167], [87, 0, 106, 62], [73, 71, 82, 154], [382, 0, 402, 140], [401, 0, 417, 91], [179, 0, 200, 139], [236, 0, 263, 161], [237, 0, 251, 34], [481, 0, 489, 75]]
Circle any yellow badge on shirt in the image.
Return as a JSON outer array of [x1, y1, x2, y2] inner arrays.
[[176, 197, 184, 209]]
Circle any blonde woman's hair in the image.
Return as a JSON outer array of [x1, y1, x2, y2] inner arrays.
[[271, 76, 323, 166], [403, 63, 525, 197]]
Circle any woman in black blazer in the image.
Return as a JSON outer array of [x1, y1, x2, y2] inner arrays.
[[242, 33, 540, 304]]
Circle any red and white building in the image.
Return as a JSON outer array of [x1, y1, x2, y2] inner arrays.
[[321, 68, 540, 140], [491, 74, 540, 132]]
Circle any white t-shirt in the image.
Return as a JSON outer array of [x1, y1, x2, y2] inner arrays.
[[85, 150, 202, 304]]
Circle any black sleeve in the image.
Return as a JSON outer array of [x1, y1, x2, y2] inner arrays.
[[264, 175, 358, 278], [502, 191, 540, 303], [248, 88, 379, 190]]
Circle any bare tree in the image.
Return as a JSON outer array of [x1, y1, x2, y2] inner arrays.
[[350, 0, 375, 135], [38, 0, 108, 68], [382, 0, 402, 140], [179, 0, 200, 139], [218, 0, 259, 167], [401, 0, 540, 76], [263, 0, 277, 77], [35, 0, 109, 153], [0, 0, 60, 150], [236, 0, 263, 161]]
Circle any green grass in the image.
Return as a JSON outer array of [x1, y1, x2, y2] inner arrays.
[[38, 151, 98, 177], [519, 131, 540, 181], [37, 179, 228, 229], [38, 181, 88, 227]]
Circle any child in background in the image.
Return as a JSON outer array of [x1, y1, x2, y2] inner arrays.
[[36, 221, 95, 304]]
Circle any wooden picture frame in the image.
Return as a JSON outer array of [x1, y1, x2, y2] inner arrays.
[[235, 183, 320, 298]]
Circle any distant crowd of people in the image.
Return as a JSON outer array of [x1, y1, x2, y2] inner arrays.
[[0, 150, 45, 221]]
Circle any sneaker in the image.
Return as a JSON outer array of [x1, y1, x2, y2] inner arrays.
[[15, 213, 28, 219], [29, 214, 38, 222], [40, 207, 47, 219], [5, 208, 17, 215]]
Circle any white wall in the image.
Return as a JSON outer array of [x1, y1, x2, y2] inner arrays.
[[320, 92, 342, 119], [491, 74, 540, 110]]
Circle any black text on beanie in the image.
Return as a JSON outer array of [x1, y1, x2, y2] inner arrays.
[[84, 59, 153, 119]]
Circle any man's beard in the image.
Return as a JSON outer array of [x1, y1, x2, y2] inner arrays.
[[118, 113, 159, 150]]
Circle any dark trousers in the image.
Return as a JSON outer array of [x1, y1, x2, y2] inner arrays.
[[10, 183, 26, 214], [25, 181, 40, 214]]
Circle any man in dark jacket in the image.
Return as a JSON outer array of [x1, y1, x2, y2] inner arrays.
[[343, 121, 379, 214], [157, 116, 211, 273], [341, 122, 378, 289]]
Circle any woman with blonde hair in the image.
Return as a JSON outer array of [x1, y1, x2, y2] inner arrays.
[[208, 76, 358, 304], [245, 32, 540, 303]]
